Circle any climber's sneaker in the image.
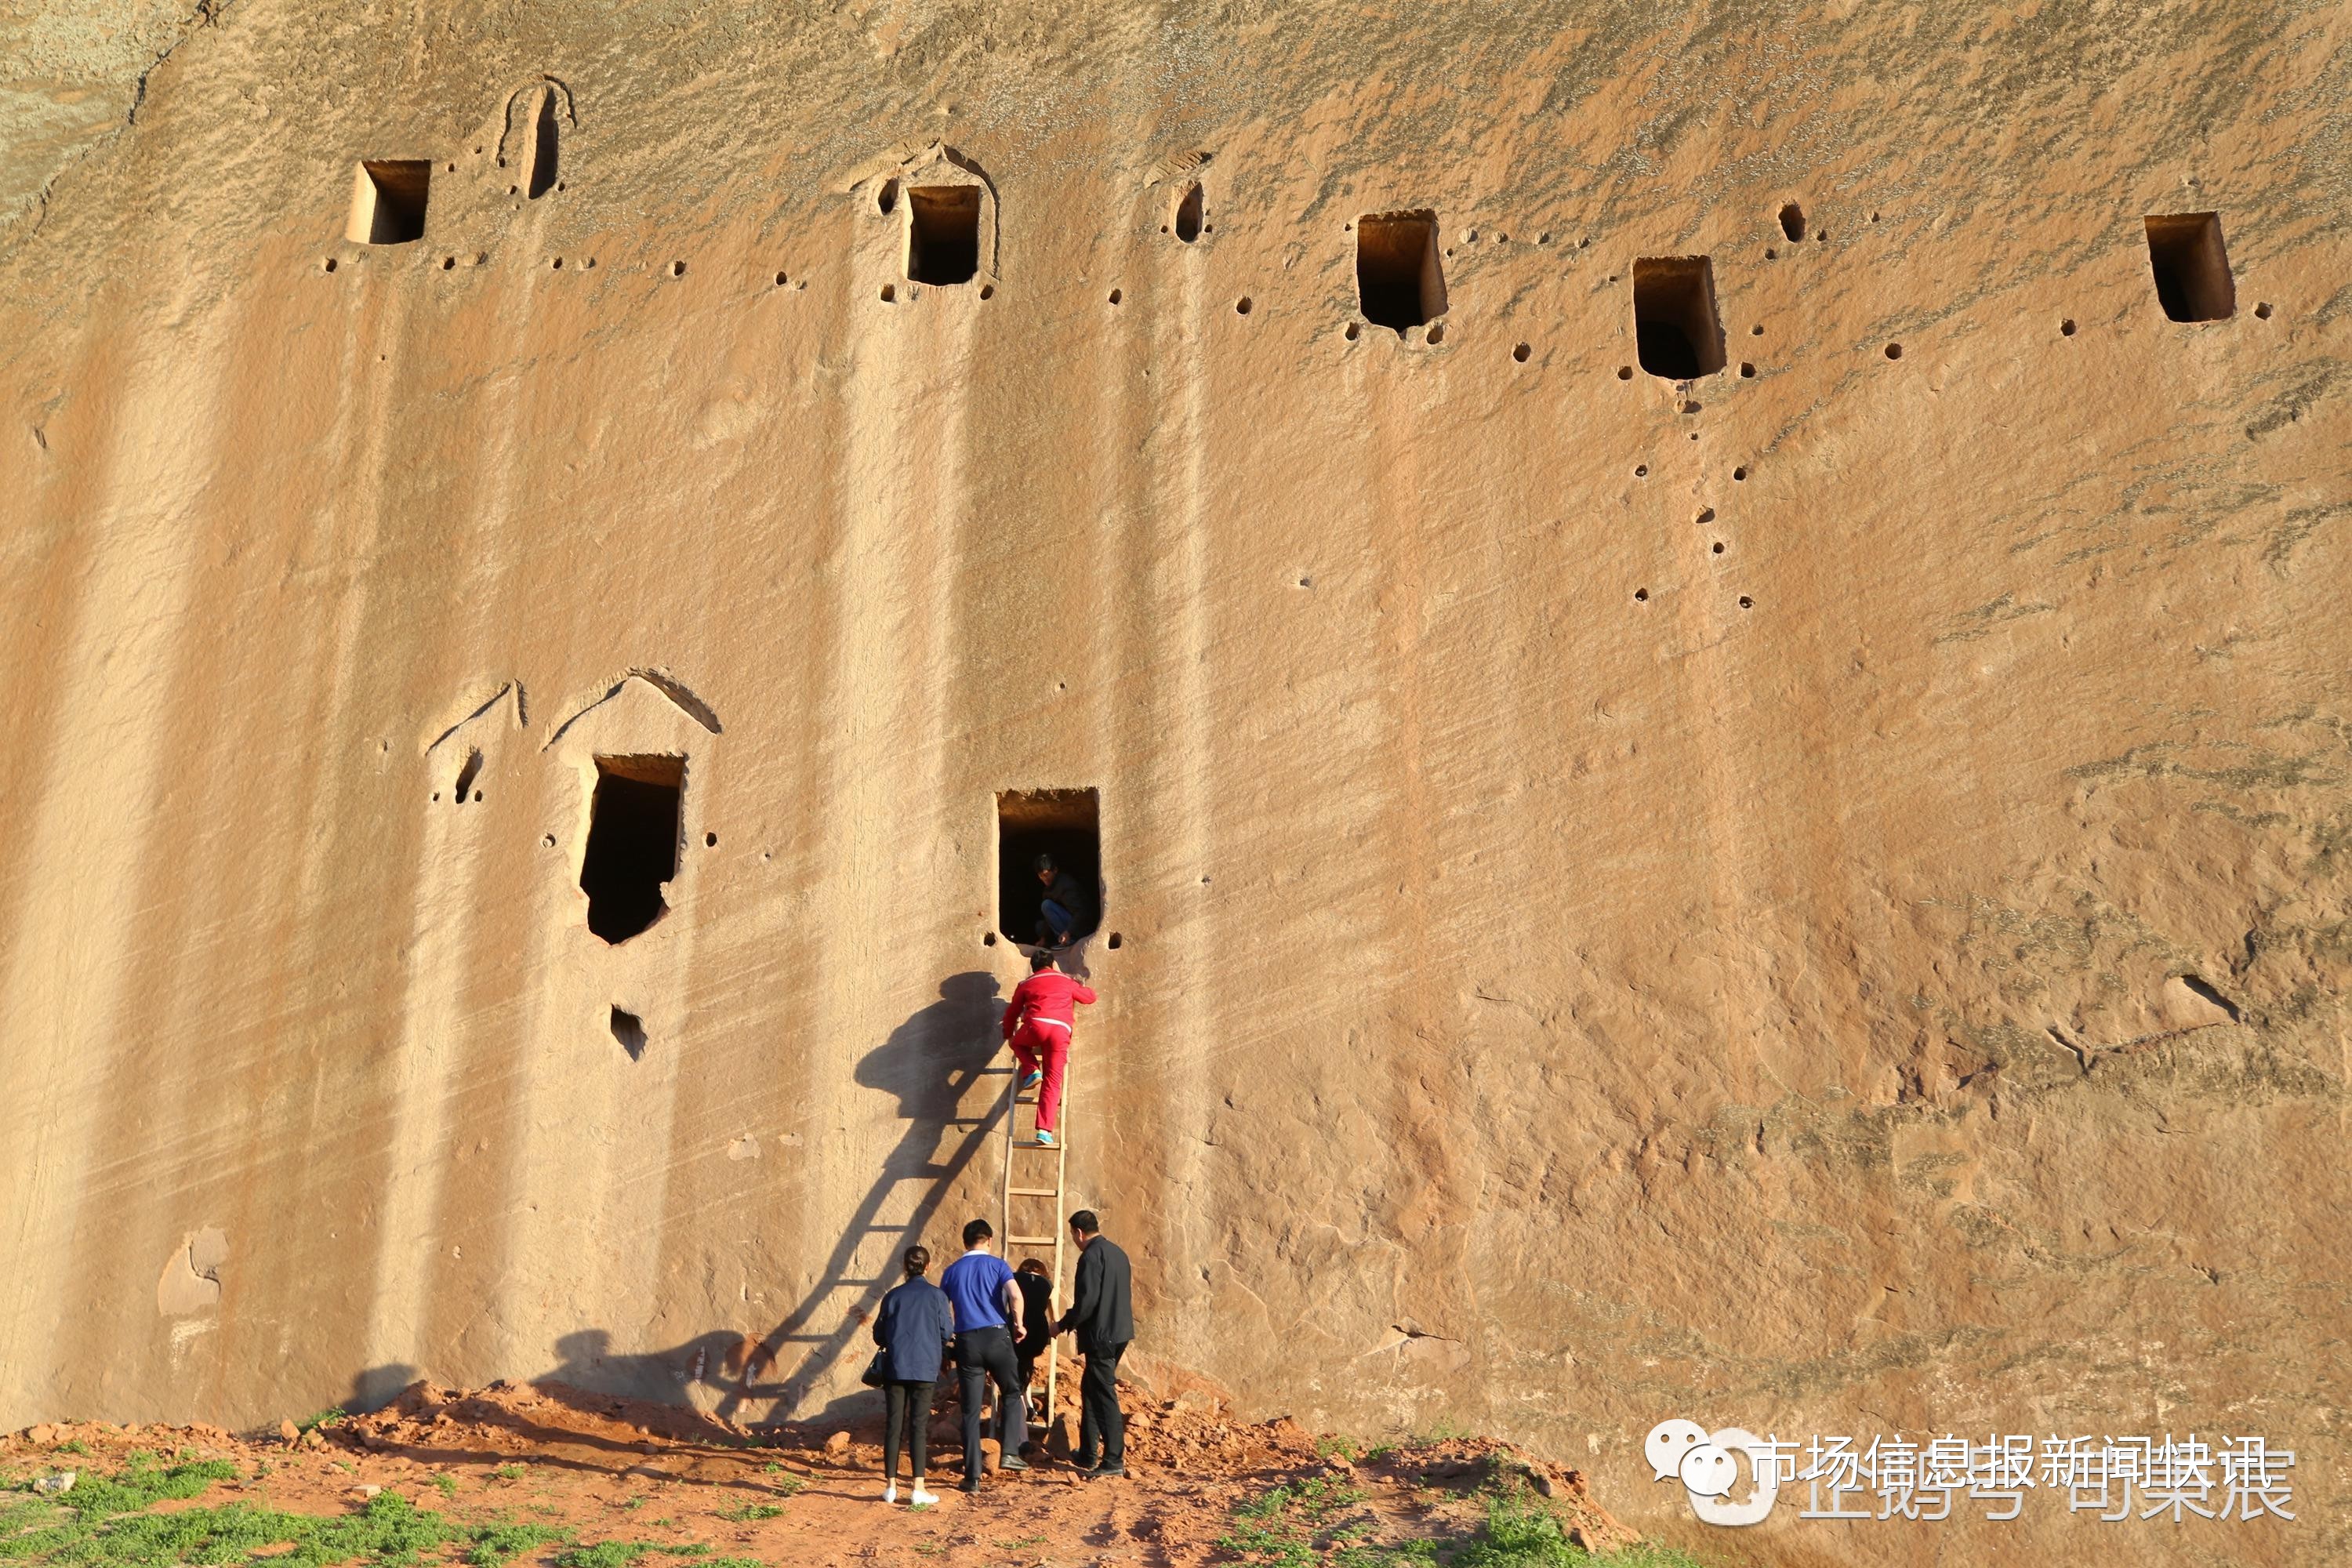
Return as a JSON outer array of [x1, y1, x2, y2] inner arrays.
[[1018, 1070, 1043, 1092], [909, 1486, 938, 1507], [882, 1482, 898, 1504], [1033, 1130, 1056, 1149]]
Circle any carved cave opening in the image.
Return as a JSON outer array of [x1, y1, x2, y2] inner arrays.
[[581, 755, 683, 943]]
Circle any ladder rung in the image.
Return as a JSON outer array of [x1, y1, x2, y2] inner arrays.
[[1011, 1140, 1058, 1149], [1006, 1235, 1057, 1245], [1007, 1187, 1058, 1197]]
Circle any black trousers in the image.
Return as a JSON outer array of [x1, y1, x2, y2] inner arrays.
[[1076, 1341, 1127, 1468], [955, 1326, 1027, 1479], [883, 1380, 933, 1479]]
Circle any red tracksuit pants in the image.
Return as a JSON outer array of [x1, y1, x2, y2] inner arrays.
[[1007, 1021, 1071, 1133]]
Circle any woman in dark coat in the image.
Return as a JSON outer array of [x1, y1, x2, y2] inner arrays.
[[872, 1244, 955, 1504]]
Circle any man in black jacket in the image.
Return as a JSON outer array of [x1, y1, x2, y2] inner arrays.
[[1033, 855, 1091, 948], [1053, 1209, 1133, 1478]]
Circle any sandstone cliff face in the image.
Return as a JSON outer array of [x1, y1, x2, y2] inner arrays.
[[2, 2, 2346, 1563]]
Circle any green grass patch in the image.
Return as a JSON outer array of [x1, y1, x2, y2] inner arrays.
[[427, 1478, 457, 1499], [711, 1504, 780, 1524], [1, 1489, 463, 1568], [1220, 1476, 1379, 1568], [1450, 1490, 1713, 1568], [550, 1544, 709, 1568], [463, 1522, 570, 1567], [296, 1411, 347, 1436], [0, 1457, 612, 1568]]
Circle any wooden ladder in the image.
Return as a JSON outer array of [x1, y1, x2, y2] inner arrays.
[[998, 1044, 1073, 1426]]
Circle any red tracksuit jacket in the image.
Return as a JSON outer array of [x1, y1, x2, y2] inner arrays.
[[1001, 971, 1098, 1038]]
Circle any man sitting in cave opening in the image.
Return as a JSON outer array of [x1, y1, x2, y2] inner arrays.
[[1033, 853, 1091, 949]]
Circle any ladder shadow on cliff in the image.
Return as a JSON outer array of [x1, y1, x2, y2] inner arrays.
[[728, 968, 1010, 1422]]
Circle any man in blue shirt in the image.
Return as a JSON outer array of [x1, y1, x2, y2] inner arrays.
[[938, 1218, 1029, 1491]]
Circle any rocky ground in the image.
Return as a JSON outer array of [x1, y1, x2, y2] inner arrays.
[[0, 1381, 1688, 1568]]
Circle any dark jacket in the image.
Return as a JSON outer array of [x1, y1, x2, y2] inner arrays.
[[1056, 1236, 1133, 1355], [873, 1276, 955, 1385], [1014, 1270, 1054, 1352], [1041, 870, 1092, 931]]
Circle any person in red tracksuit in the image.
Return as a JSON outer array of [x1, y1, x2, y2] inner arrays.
[[1002, 949, 1096, 1149]]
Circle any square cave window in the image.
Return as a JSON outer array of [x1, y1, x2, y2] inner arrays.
[[1632, 256, 1726, 379], [906, 186, 982, 285], [998, 788, 1101, 948], [2144, 212, 2234, 322], [1356, 211, 1446, 333], [346, 160, 432, 245], [580, 755, 683, 944]]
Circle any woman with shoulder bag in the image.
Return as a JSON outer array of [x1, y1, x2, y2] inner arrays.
[[870, 1244, 954, 1504]]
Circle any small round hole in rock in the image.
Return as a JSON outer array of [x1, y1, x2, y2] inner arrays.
[[1751, 324, 1764, 336], [1617, 365, 1633, 380], [979, 284, 995, 299], [323, 257, 338, 273], [1740, 361, 1755, 377], [1733, 466, 1748, 481], [1738, 595, 1754, 609], [1344, 322, 1360, 341], [543, 834, 557, 848], [1778, 202, 1806, 241], [1764, 247, 1777, 260], [2061, 319, 2076, 336], [877, 179, 898, 216], [442, 256, 456, 270], [704, 832, 718, 848], [2255, 302, 2273, 319], [1107, 931, 1123, 949], [1512, 342, 1531, 363], [551, 257, 564, 269], [670, 260, 686, 278], [1634, 464, 1648, 477], [1711, 541, 1726, 554], [880, 284, 895, 302], [1634, 588, 1649, 602], [1425, 323, 1445, 344], [1885, 342, 1903, 360], [1108, 289, 1121, 305], [1695, 507, 1715, 525], [472, 789, 483, 803], [983, 931, 997, 946], [775, 270, 788, 287], [1236, 296, 1252, 315]]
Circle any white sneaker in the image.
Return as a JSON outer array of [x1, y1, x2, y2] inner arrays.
[[909, 1486, 938, 1507], [883, 1482, 898, 1504]]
